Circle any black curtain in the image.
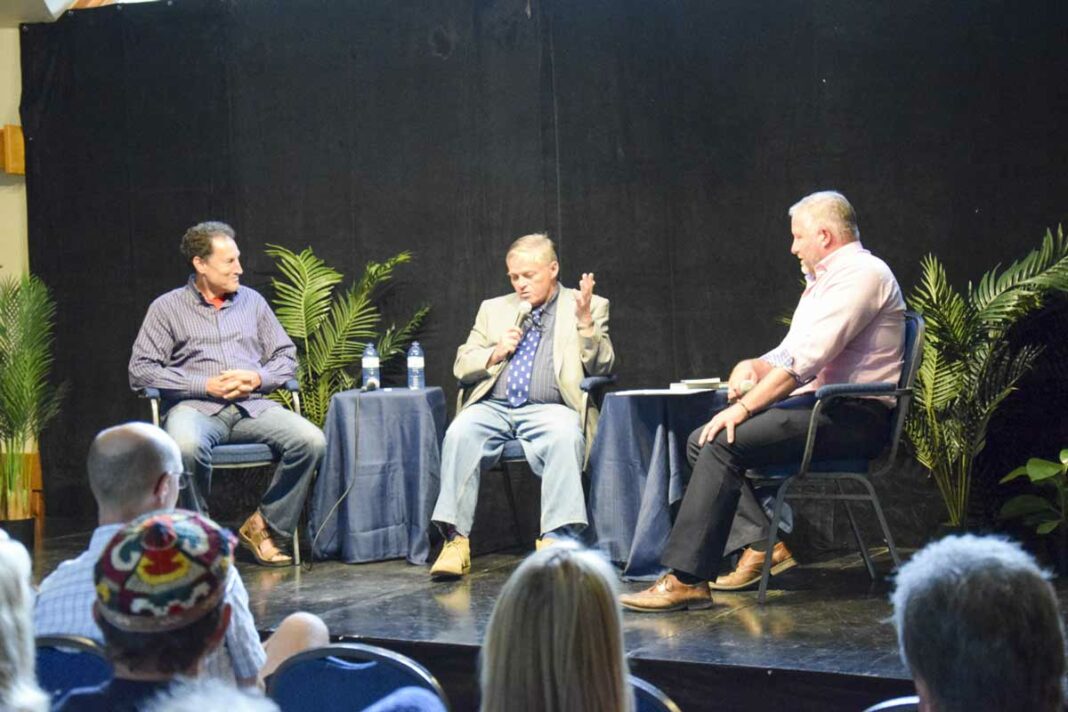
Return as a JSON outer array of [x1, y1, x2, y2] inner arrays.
[[21, 0, 1068, 516]]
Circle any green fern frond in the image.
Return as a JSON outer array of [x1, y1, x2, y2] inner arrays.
[[265, 244, 343, 341], [378, 304, 432, 360]]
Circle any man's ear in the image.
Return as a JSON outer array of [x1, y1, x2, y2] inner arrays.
[[192, 255, 207, 275], [548, 260, 560, 279]]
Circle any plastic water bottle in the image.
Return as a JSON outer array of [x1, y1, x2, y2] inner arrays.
[[407, 341, 425, 389], [361, 342, 381, 390]]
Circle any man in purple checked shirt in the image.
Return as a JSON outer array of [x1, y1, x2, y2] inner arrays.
[[129, 221, 325, 566]]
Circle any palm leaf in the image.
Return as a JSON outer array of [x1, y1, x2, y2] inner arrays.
[[265, 244, 343, 341]]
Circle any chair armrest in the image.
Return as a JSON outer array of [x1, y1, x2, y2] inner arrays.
[[580, 374, 617, 394], [283, 379, 300, 392], [816, 382, 908, 401], [138, 388, 162, 400]]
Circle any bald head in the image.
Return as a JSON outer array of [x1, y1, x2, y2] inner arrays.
[[88, 422, 183, 517]]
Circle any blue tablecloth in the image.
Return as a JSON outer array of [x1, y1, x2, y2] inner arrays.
[[586, 389, 728, 579], [309, 387, 446, 564]]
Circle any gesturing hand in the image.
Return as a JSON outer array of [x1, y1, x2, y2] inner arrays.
[[574, 272, 596, 328]]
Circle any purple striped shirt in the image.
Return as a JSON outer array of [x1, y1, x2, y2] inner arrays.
[[129, 277, 296, 417]]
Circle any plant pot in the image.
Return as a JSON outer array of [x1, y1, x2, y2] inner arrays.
[[0, 517, 35, 552]]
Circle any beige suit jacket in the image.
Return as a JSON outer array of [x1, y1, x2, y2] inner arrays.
[[453, 286, 615, 460]]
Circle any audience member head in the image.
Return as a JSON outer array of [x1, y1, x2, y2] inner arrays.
[[480, 541, 630, 712], [87, 422, 184, 525], [891, 534, 1066, 712], [146, 678, 280, 712], [0, 531, 49, 712], [93, 510, 234, 679], [505, 233, 560, 307], [180, 221, 237, 269]]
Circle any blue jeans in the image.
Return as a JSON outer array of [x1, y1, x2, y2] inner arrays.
[[164, 404, 326, 536], [431, 399, 586, 537]]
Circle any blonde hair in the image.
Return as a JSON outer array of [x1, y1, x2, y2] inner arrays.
[[506, 233, 558, 265], [480, 542, 631, 712], [789, 190, 860, 242], [0, 534, 48, 712]]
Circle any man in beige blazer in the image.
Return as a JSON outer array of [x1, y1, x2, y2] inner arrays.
[[429, 233, 615, 578]]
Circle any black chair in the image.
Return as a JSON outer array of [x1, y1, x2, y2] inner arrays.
[[489, 374, 617, 545], [631, 675, 683, 712], [35, 635, 112, 700], [265, 642, 450, 712], [746, 311, 925, 603], [862, 695, 920, 712], [140, 380, 305, 565]]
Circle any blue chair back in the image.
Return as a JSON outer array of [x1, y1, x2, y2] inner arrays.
[[267, 643, 449, 712], [631, 675, 682, 712], [35, 635, 112, 700], [884, 311, 925, 465]]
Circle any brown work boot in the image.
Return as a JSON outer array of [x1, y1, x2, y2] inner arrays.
[[619, 573, 713, 613], [238, 510, 293, 567], [430, 535, 470, 579], [709, 541, 796, 591]]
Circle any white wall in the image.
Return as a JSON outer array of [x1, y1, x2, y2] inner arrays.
[[0, 27, 27, 278]]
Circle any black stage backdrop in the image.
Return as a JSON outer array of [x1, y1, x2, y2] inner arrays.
[[20, 0, 1068, 520]]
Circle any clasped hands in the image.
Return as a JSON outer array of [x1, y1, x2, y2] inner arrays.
[[489, 273, 598, 366], [697, 360, 759, 446], [206, 369, 262, 400]]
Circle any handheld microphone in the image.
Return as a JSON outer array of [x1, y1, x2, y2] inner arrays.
[[514, 300, 533, 329]]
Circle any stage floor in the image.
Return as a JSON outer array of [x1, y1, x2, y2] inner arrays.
[[31, 517, 936, 710]]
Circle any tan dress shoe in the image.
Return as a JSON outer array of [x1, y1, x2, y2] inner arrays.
[[709, 541, 796, 591], [430, 536, 470, 579], [619, 573, 713, 613], [238, 511, 293, 567]]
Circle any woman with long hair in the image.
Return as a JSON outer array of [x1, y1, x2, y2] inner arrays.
[[480, 541, 631, 712], [0, 531, 48, 712]]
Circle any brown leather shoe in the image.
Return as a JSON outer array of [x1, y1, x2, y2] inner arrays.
[[430, 535, 470, 579], [238, 511, 293, 567], [619, 573, 713, 613], [709, 541, 796, 591]]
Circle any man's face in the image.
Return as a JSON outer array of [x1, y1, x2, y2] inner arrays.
[[790, 212, 829, 277], [506, 252, 559, 307], [193, 236, 242, 296]]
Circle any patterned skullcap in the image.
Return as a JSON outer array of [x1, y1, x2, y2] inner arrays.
[[94, 509, 234, 633]]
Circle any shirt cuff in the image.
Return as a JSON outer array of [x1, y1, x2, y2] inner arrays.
[[189, 375, 210, 398], [758, 346, 810, 386]]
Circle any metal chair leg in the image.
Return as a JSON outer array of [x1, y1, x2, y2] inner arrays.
[[293, 527, 301, 567], [858, 476, 902, 570], [758, 479, 793, 605], [500, 463, 524, 547], [837, 479, 876, 581]]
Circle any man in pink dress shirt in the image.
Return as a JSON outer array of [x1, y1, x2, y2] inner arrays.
[[620, 190, 905, 612]]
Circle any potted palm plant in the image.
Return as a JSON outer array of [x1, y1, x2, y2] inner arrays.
[[265, 245, 429, 427], [906, 226, 1068, 529], [0, 274, 64, 550]]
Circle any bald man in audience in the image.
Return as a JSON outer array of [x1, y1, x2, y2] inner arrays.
[[35, 422, 329, 688]]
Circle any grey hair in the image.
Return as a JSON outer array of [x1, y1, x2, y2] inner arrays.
[[146, 678, 280, 712], [87, 422, 183, 512], [180, 221, 236, 268], [890, 534, 1066, 712], [480, 541, 631, 712], [788, 191, 860, 242], [506, 233, 558, 265], [0, 534, 49, 712]]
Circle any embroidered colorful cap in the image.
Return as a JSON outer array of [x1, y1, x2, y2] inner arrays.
[[94, 509, 234, 633]]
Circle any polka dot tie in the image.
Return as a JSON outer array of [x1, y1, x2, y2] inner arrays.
[[506, 307, 544, 408]]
